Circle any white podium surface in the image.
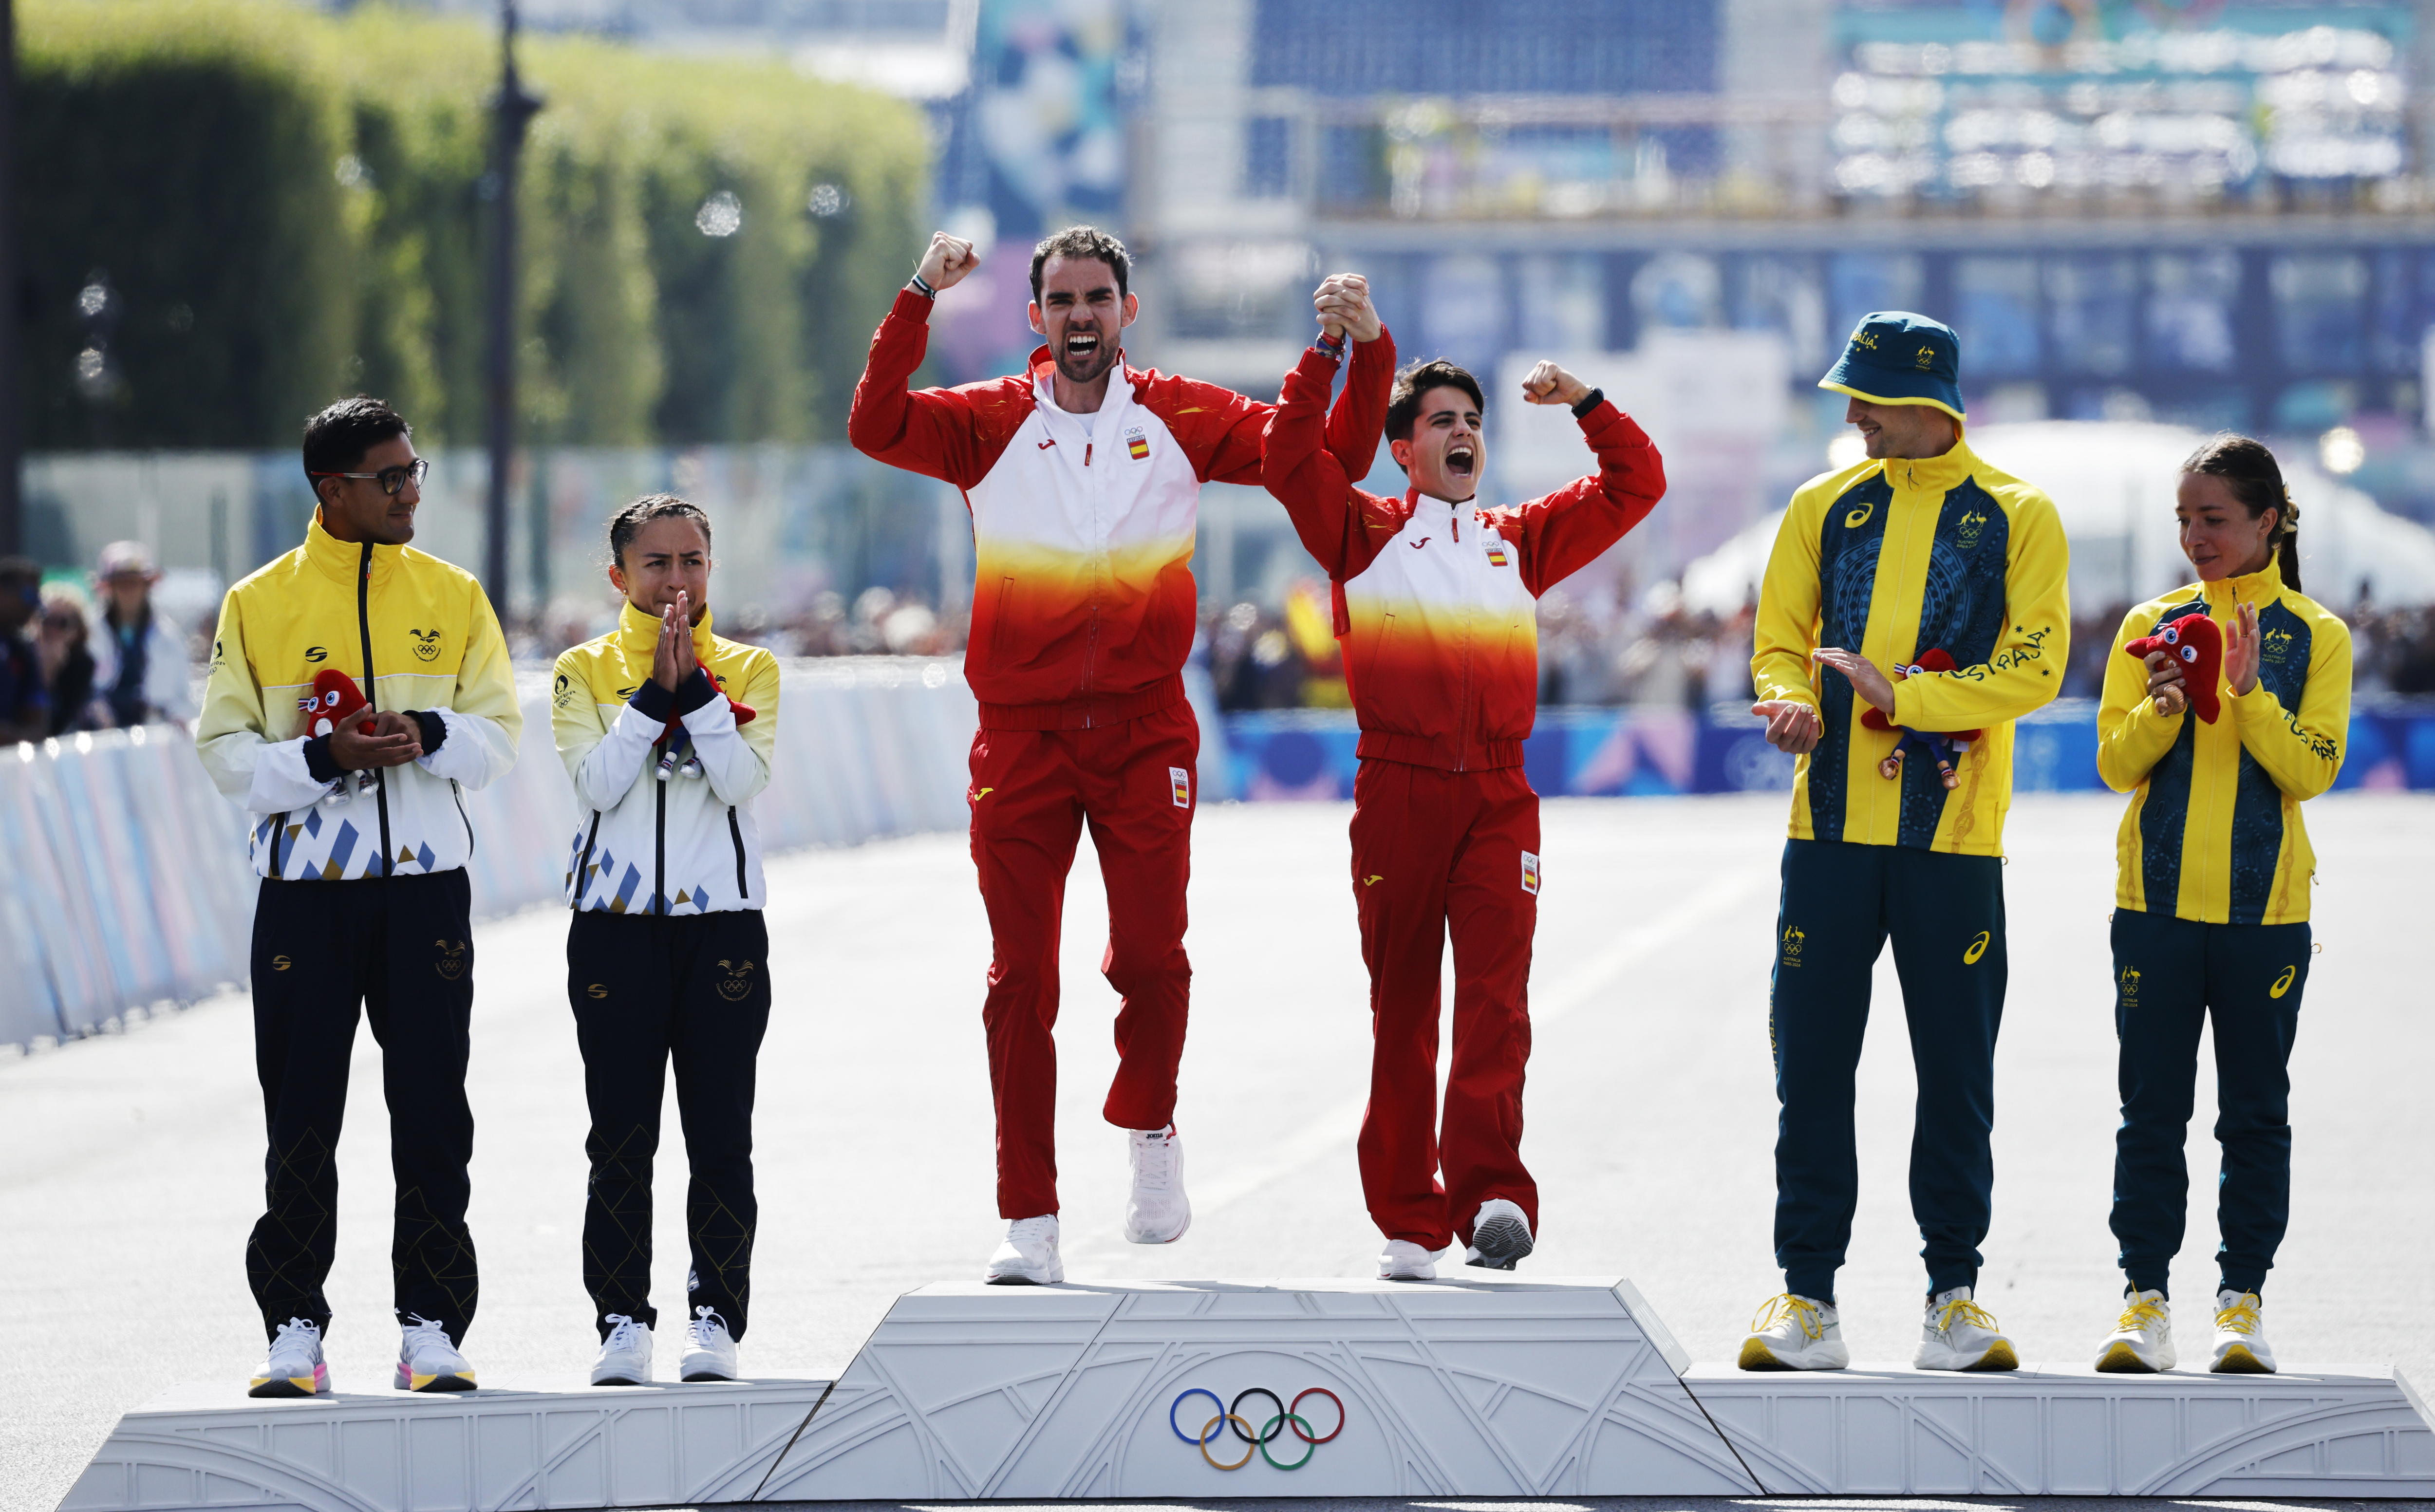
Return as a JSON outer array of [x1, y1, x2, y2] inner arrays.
[[752, 1277, 1750, 1499], [1689, 1361, 2435, 1498], [60, 1277, 2435, 1509]]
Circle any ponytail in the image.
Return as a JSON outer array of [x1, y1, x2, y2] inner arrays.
[[2181, 433, 2301, 593]]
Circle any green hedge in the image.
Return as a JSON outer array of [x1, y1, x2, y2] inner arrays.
[[19, 0, 927, 449]]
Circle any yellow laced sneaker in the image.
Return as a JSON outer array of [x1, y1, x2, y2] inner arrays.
[[2209, 1289, 2276, 1374], [1739, 1292, 1849, 1370], [2094, 1288, 2176, 1373], [1915, 1286, 2018, 1371]]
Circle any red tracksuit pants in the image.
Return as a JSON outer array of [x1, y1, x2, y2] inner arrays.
[[970, 701, 1198, 1218], [1349, 759, 1540, 1251]]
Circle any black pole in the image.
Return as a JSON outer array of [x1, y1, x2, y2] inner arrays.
[[483, 0, 540, 612], [0, 0, 20, 557]]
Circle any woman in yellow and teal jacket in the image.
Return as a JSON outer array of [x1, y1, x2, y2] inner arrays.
[[2090, 435, 2349, 1380]]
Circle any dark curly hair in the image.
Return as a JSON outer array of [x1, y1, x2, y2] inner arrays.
[[1029, 224, 1131, 305], [1385, 359, 1485, 456], [2182, 433, 2302, 592], [606, 494, 712, 571]]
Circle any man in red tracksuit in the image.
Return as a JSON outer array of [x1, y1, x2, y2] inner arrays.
[[1263, 276, 1666, 1280], [848, 226, 1389, 1283]]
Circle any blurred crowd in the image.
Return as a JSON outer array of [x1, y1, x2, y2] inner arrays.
[[18, 555, 2435, 750], [0, 543, 197, 742]]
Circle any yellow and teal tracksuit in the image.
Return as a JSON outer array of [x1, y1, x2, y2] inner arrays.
[[1749, 437, 2070, 1302], [552, 602, 781, 1340], [2097, 558, 2348, 1297]]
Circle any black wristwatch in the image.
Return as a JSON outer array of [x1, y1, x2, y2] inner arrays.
[[1569, 387, 1605, 419]]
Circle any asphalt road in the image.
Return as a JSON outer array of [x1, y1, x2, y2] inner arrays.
[[5, 793, 2431, 1512]]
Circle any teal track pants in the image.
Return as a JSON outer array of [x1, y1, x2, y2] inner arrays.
[[2109, 906, 2308, 1298], [1768, 838, 2006, 1303]]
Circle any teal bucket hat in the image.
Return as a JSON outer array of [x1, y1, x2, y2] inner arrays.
[[1817, 311, 1964, 423]]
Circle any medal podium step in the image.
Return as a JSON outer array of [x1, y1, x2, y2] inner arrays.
[[61, 1277, 2435, 1509]]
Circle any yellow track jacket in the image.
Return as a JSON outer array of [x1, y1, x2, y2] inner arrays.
[[553, 602, 780, 915], [197, 516, 522, 880], [2098, 558, 2349, 925], [1751, 438, 2070, 855]]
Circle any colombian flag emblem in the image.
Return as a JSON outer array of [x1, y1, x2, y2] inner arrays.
[[1125, 426, 1150, 461]]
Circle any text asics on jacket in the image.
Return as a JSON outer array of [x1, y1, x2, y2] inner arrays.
[[1751, 438, 2070, 856], [2098, 557, 2350, 925]]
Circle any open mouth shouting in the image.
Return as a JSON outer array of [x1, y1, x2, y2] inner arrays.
[[1055, 325, 1116, 380], [1446, 440, 1477, 481]]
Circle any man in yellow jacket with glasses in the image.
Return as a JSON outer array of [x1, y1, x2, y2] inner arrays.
[[1739, 314, 2070, 1373]]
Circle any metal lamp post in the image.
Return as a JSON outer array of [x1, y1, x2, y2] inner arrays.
[[482, 0, 542, 613]]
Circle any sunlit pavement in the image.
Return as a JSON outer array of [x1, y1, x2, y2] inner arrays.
[[5, 793, 2431, 1512]]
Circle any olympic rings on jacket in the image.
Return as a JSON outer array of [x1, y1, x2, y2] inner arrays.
[[1169, 1386, 1346, 1470]]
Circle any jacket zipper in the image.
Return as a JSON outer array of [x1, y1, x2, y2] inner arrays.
[[268, 810, 288, 877], [359, 542, 394, 877], [653, 746, 668, 915], [450, 779, 474, 856], [727, 805, 747, 900], [1080, 417, 1101, 723], [571, 811, 602, 908]]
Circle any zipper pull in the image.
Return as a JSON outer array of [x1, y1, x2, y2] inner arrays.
[[1085, 442, 1093, 466]]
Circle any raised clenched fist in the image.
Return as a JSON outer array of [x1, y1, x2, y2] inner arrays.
[[1520, 360, 1591, 407], [916, 231, 979, 293]]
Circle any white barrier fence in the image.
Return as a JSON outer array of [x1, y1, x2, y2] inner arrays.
[[1, 659, 981, 1052]]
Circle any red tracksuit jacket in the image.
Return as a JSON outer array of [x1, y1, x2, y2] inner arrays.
[[848, 288, 1394, 730], [1263, 337, 1668, 770]]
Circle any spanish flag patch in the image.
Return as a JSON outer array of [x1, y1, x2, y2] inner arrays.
[[1485, 541, 1510, 568], [1125, 426, 1150, 461]]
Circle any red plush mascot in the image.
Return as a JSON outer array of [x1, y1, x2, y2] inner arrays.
[[653, 651, 756, 781], [2122, 612, 2224, 723], [1859, 649, 1983, 790], [296, 669, 378, 802]]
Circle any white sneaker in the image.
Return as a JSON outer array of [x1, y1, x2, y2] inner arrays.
[[1739, 1293, 1849, 1370], [2094, 1288, 2176, 1373], [1915, 1287, 2019, 1372], [1379, 1240, 1439, 1281], [590, 1314, 653, 1386], [679, 1306, 739, 1382], [1124, 1125, 1191, 1244], [1465, 1198, 1534, 1270], [248, 1318, 329, 1398], [985, 1214, 1065, 1285], [394, 1314, 477, 1392], [2210, 1289, 2276, 1373]]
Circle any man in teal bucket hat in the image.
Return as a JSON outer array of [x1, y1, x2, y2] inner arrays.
[[1738, 311, 2072, 1373]]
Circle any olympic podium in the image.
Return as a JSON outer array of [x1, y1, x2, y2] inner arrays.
[[61, 1277, 2435, 1509]]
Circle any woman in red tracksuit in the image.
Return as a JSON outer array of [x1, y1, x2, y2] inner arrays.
[[1263, 276, 1666, 1280]]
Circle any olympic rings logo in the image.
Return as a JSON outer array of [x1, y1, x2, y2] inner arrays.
[[1168, 1386, 1345, 1471]]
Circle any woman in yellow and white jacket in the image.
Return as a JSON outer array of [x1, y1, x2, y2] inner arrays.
[[2090, 435, 2349, 1380], [550, 495, 781, 1390]]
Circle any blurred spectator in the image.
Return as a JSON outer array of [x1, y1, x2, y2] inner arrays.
[[37, 581, 102, 736], [89, 541, 196, 726], [0, 557, 48, 743], [1208, 600, 1309, 709]]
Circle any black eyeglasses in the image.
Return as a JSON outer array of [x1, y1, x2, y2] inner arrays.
[[308, 457, 430, 496]]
